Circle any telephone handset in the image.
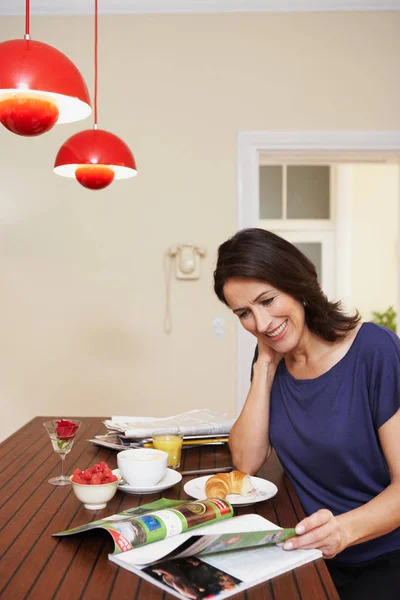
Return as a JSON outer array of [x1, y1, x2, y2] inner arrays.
[[167, 244, 206, 280], [164, 243, 207, 333]]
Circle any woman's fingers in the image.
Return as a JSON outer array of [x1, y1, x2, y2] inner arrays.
[[284, 521, 336, 549], [284, 540, 339, 559], [257, 337, 285, 366], [281, 509, 344, 558], [295, 509, 334, 534]]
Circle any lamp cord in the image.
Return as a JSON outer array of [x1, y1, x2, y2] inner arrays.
[[94, 0, 98, 128], [25, 0, 30, 38]]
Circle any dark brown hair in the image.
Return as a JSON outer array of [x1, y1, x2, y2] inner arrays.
[[214, 228, 360, 342]]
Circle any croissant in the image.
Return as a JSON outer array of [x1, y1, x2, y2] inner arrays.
[[204, 470, 254, 499]]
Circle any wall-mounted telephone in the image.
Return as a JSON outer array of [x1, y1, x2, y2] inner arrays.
[[164, 244, 207, 333], [167, 244, 206, 280]]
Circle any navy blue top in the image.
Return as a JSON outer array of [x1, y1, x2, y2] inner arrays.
[[266, 322, 400, 565]]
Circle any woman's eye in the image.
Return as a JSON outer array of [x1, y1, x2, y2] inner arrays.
[[261, 297, 274, 306], [238, 310, 250, 320]]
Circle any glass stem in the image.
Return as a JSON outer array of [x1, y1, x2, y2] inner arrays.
[[60, 454, 66, 478]]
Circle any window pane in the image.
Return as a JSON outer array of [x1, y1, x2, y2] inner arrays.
[[294, 242, 322, 283], [287, 166, 330, 219], [259, 166, 282, 219]]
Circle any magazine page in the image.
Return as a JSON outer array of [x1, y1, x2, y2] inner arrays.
[[53, 498, 234, 554], [104, 409, 235, 438], [174, 528, 297, 559], [110, 514, 322, 600], [110, 513, 296, 567], [138, 545, 323, 600]]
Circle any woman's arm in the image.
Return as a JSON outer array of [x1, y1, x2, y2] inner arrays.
[[229, 339, 283, 475], [337, 409, 400, 545], [281, 408, 400, 558]]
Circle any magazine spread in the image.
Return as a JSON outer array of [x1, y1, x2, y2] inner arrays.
[[103, 409, 235, 438], [114, 513, 322, 600], [54, 498, 322, 599]]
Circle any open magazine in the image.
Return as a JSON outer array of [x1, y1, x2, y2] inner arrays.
[[54, 498, 322, 600]]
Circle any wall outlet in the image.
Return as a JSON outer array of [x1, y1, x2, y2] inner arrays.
[[212, 317, 225, 338]]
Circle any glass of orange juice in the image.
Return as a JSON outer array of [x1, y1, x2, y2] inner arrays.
[[152, 428, 184, 469]]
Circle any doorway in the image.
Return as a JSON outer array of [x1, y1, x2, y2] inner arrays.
[[236, 131, 400, 414]]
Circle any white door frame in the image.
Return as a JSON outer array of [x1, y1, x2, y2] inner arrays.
[[236, 130, 400, 415]]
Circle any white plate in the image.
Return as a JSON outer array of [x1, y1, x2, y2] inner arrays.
[[183, 475, 278, 506], [112, 468, 182, 495]]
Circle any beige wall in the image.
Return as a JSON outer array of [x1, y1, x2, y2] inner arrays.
[[352, 165, 399, 321], [0, 12, 399, 440]]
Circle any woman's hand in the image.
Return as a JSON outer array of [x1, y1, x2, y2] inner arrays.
[[255, 334, 284, 371], [281, 509, 348, 559]]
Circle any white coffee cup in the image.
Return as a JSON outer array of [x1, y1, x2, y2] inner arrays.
[[117, 448, 168, 487]]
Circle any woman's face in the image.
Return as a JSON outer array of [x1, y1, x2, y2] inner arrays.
[[223, 277, 306, 353]]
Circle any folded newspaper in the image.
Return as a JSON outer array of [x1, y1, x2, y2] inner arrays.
[[54, 498, 322, 600], [104, 409, 235, 439], [88, 432, 230, 452]]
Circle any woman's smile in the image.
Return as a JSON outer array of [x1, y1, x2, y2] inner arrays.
[[265, 319, 288, 340]]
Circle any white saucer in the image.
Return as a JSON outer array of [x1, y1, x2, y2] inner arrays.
[[183, 475, 278, 506], [112, 468, 182, 495]]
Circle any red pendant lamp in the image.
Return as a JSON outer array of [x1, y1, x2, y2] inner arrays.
[[54, 0, 136, 190], [0, 0, 91, 137]]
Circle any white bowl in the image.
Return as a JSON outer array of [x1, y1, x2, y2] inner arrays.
[[117, 448, 168, 487], [70, 475, 120, 510]]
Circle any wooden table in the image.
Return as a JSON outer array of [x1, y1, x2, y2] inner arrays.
[[0, 417, 339, 600]]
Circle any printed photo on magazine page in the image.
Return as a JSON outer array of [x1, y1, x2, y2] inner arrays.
[[143, 557, 242, 600]]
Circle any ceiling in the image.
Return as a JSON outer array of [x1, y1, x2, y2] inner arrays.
[[0, 0, 399, 16]]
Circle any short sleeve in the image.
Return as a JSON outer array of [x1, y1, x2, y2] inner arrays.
[[369, 327, 400, 429]]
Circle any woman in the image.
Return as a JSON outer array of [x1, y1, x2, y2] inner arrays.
[[213, 228, 400, 600]]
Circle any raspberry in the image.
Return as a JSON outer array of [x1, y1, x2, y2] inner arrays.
[[83, 469, 92, 480], [72, 464, 117, 485]]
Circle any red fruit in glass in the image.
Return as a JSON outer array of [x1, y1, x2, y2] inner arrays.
[[43, 419, 82, 486]]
